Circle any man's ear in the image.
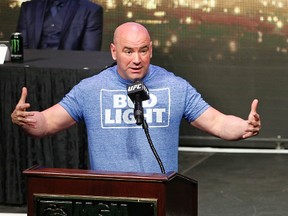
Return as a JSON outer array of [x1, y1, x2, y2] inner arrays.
[[150, 41, 152, 58], [110, 43, 116, 61]]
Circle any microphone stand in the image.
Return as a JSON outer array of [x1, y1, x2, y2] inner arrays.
[[142, 119, 166, 174], [135, 101, 166, 174]]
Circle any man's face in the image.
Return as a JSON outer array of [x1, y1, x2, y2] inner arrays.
[[110, 30, 152, 81]]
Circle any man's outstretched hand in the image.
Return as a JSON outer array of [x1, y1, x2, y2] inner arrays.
[[11, 87, 36, 128], [242, 99, 261, 139]]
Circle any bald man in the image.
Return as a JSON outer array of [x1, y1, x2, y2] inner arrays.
[[11, 22, 261, 173]]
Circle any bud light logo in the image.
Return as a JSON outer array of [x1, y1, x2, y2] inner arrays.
[[100, 88, 170, 128]]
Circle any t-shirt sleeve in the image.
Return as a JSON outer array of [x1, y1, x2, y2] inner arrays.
[[183, 81, 210, 123], [59, 84, 84, 122]]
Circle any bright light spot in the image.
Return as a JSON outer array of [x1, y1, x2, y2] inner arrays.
[[273, 16, 279, 22], [278, 2, 283, 8], [276, 21, 283, 28], [166, 41, 172, 47], [185, 17, 192, 24], [9, 0, 26, 8], [154, 11, 166, 17], [210, 0, 216, 7], [153, 40, 160, 47], [267, 16, 272, 22], [106, 0, 116, 9], [171, 35, 178, 43], [262, 1, 268, 7], [229, 41, 237, 53], [127, 11, 133, 19], [258, 31, 263, 43], [145, 1, 157, 10], [234, 7, 240, 14]]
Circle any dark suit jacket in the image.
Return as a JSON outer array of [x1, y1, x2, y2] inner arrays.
[[16, 0, 103, 51]]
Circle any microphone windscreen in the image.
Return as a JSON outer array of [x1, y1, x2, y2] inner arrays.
[[127, 80, 149, 102]]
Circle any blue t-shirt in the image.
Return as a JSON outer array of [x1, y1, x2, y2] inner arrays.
[[59, 64, 209, 173]]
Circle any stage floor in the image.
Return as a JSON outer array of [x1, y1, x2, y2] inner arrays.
[[1, 150, 288, 216], [179, 150, 288, 216]]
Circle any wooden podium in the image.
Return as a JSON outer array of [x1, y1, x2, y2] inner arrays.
[[23, 166, 197, 216]]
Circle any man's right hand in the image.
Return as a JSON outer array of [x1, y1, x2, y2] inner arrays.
[[11, 87, 36, 128]]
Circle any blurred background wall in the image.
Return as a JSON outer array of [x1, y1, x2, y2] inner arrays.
[[2, 0, 287, 149]]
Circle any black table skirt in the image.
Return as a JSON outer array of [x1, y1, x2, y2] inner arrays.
[[0, 49, 114, 204]]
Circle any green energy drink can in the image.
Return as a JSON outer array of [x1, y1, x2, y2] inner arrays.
[[10, 32, 23, 63]]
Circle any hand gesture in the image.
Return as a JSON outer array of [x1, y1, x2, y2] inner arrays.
[[11, 87, 36, 128], [243, 99, 261, 139]]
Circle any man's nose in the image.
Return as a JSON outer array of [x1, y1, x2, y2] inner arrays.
[[132, 53, 141, 64]]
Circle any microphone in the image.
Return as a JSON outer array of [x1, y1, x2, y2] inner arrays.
[[127, 80, 166, 174], [127, 80, 150, 125]]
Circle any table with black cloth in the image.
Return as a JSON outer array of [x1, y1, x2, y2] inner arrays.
[[0, 49, 114, 204]]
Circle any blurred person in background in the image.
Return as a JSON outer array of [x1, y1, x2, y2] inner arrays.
[[16, 0, 103, 51]]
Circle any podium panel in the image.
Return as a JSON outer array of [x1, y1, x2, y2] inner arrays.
[[23, 166, 197, 216]]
